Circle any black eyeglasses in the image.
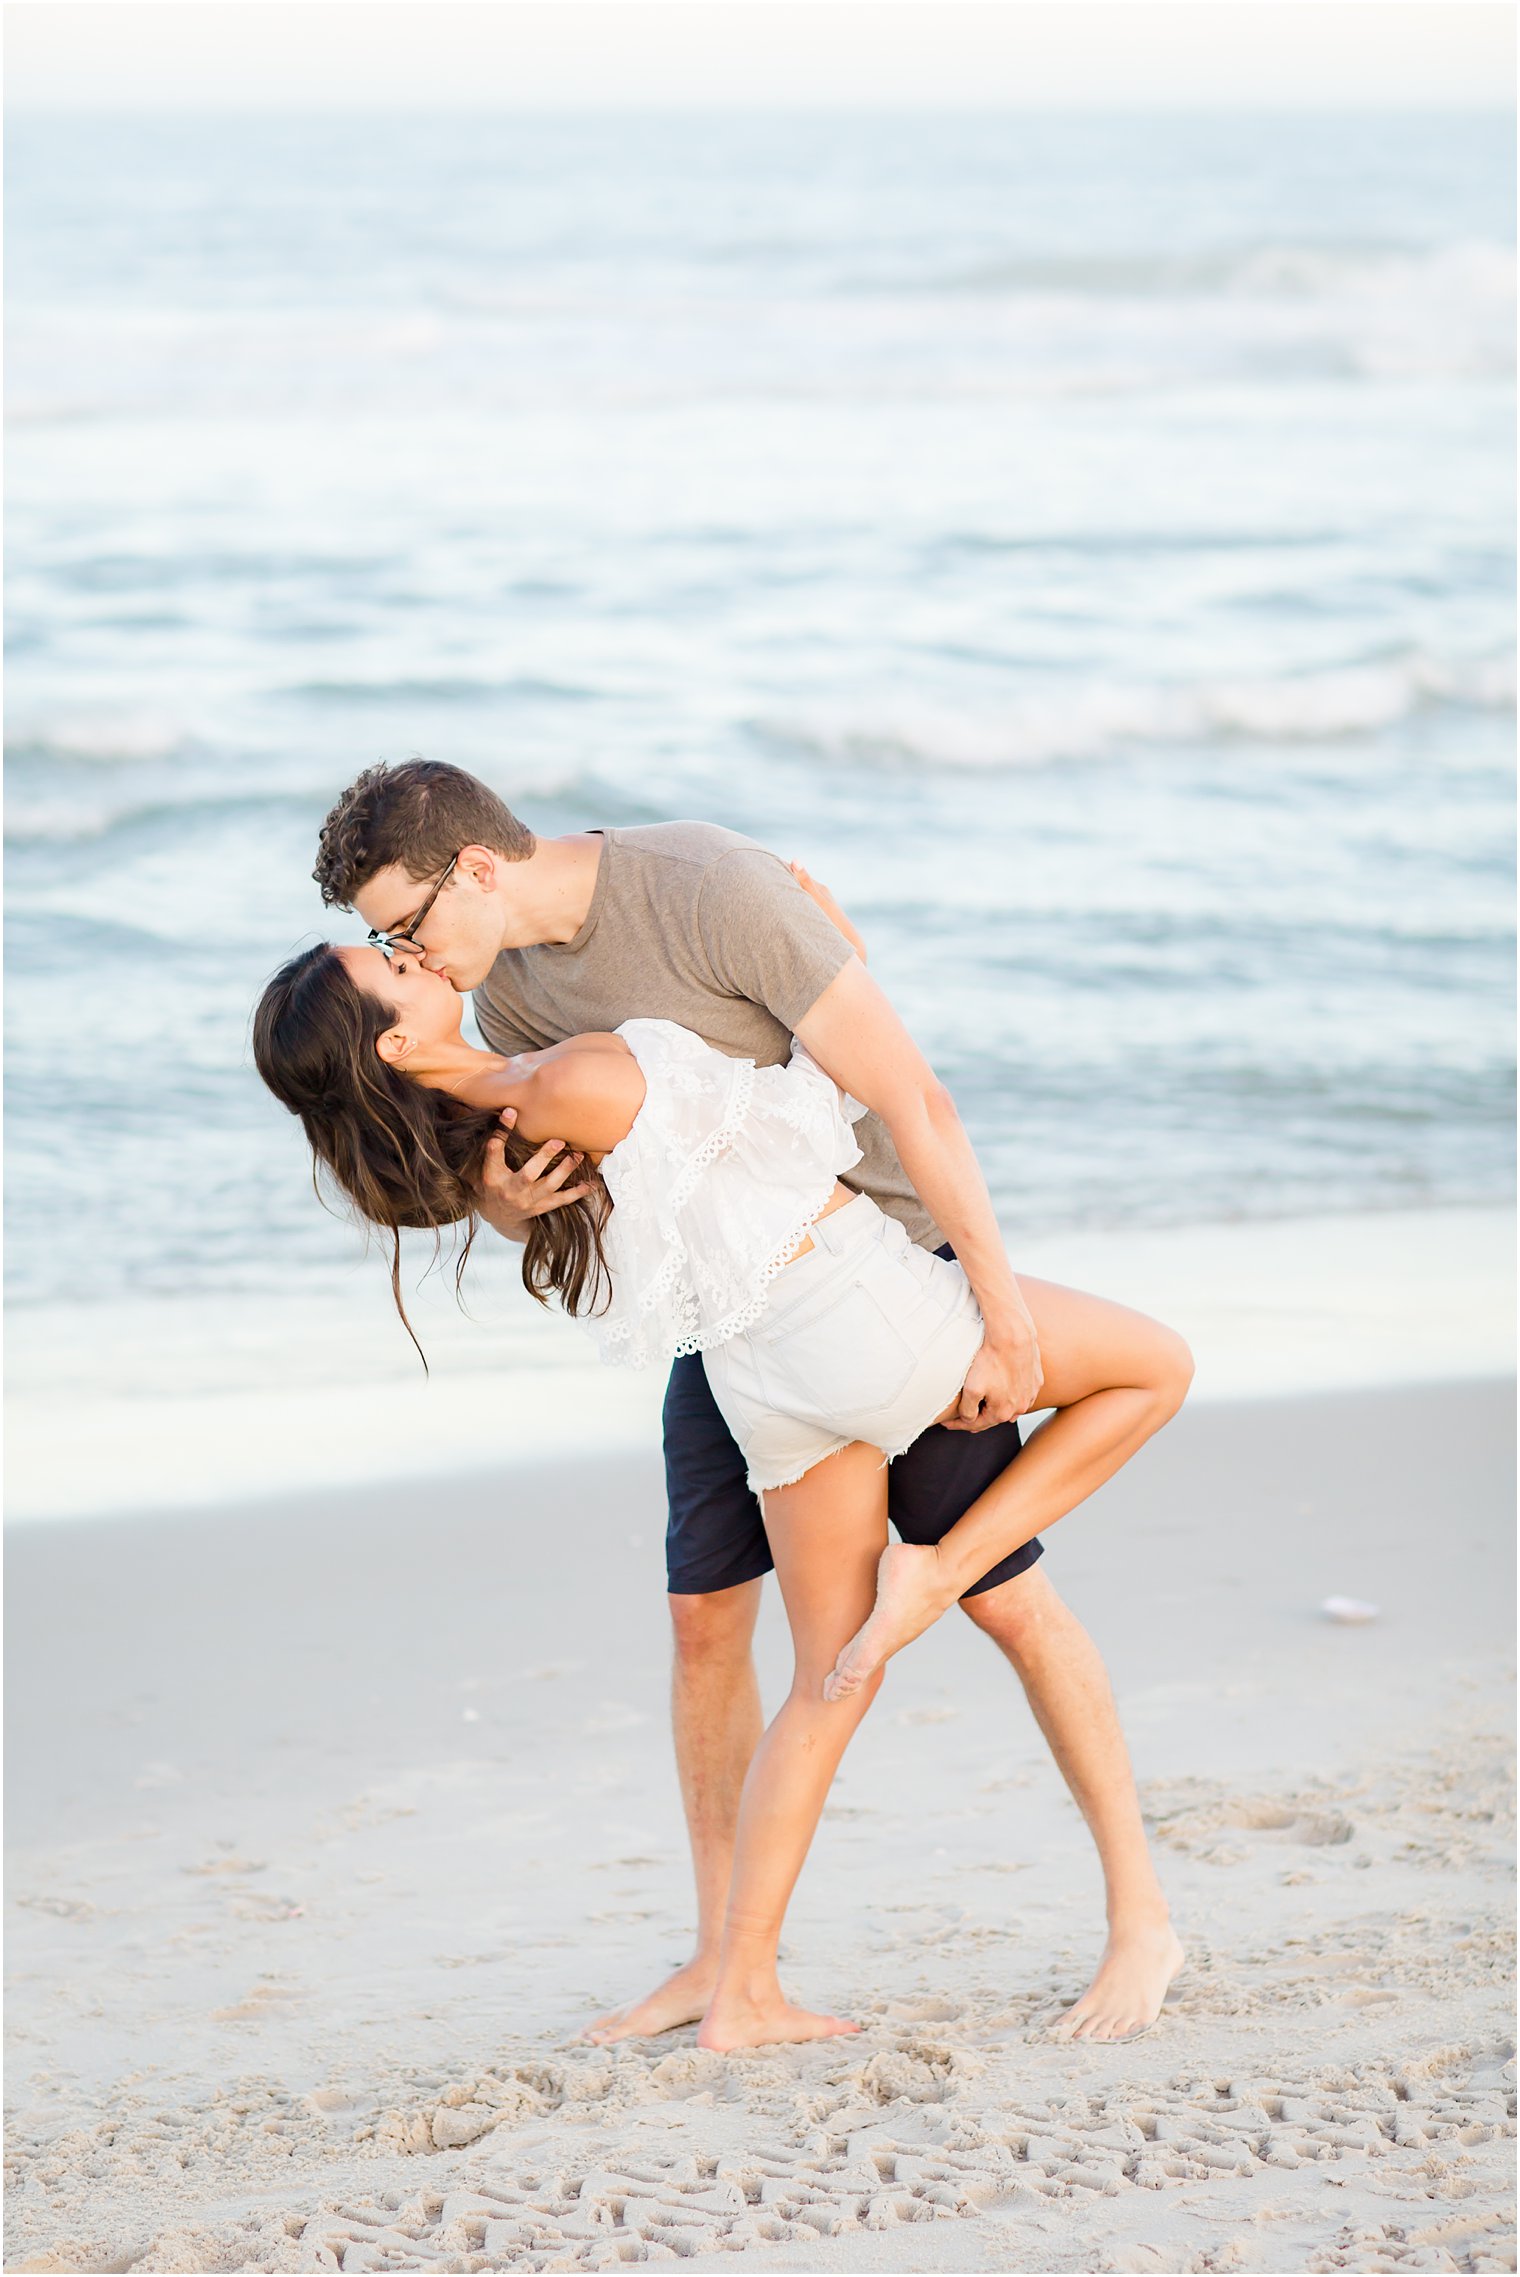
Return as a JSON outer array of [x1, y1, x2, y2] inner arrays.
[[367, 852, 460, 962]]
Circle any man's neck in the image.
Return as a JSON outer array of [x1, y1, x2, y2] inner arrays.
[[505, 832, 604, 949]]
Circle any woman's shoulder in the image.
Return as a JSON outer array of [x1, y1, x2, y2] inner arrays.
[[514, 1035, 646, 1154]]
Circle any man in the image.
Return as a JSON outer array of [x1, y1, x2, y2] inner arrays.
[[314, 759, 1182, 2045]]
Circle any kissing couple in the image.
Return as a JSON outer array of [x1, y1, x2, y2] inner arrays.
[[255, 759, 1192, 2052]]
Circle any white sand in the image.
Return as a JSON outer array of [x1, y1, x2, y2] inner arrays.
[[5, 1379, 1514, 2274]]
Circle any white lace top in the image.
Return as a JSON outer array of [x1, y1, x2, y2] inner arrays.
[[588, 1019, 867, 1370]]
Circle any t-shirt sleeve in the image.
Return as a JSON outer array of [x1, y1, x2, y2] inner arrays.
[[695, 847, 855, 1029]]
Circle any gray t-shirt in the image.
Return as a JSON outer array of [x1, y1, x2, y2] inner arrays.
[[473, 821, 941, 1250]]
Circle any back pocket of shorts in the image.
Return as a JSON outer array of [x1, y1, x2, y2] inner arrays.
[[759, 1275, 921, 1421]]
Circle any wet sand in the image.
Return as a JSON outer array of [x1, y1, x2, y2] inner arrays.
[[5, 1379, 1514, 2274]]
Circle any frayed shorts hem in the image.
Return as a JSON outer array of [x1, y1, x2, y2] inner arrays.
[[744, 1411, 945, 1498]]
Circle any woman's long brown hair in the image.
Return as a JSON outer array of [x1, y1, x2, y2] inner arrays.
[[252, 944, 611, 1365]]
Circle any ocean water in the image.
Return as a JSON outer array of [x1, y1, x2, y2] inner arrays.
[[5, 112, 1515, 1420]]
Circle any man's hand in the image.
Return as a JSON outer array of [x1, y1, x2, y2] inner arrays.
[[476, 1108, 593, 1243], [944, 1325, 1044, 1432]]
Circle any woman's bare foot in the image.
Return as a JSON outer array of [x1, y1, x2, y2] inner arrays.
[[697, 1990, 861, 2052], [822, 1542, 955, 1701], [1047, 1916, 1186, 2043], [580, 1956, 718, 2045]]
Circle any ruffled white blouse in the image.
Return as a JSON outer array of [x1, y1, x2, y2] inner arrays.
[[588, 1018, 867, 1370]]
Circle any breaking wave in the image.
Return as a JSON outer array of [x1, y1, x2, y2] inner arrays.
[[759, 650, 1516, 774]]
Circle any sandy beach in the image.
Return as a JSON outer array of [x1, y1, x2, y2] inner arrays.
[[6, 40, 1515, 2277], [6, 1375, 1514, 2275]]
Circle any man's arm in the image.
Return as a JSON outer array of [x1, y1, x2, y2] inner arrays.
[[695, 847, 1037, 1421], [793, 958, 1041, 1425]]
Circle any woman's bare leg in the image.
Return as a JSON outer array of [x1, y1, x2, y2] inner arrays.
[[825, 1279, 1193, 1701], [697, 1441, 890, 2052]]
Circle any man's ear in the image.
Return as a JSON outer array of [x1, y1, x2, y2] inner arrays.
[[456, 844, 499, 894], [375, 1025, 412, 1067]]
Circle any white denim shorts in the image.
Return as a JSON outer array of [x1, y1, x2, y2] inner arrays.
[[701, 1192, 985, 1494]]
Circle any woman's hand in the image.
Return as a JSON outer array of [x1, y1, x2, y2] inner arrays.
[[789, 861, 867, 963], [475, 1109, 593, 1243]]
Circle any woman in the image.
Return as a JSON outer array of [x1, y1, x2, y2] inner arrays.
[[254, 924, 1191, 2051]]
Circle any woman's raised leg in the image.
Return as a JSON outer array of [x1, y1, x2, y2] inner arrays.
[[697, 1441, 890, 2052], [825, 1279, 1194, 1700]]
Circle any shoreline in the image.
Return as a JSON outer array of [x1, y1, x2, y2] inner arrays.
[[6, 1199, 1514, 1525], [6, 1376, 1514, 2274], [3, 1370, 1514, 1547]]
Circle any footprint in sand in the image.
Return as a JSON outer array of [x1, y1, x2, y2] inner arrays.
[[211, 1982, 303, 2023], [1229, 1801, 1355, 1846], [880, 1997, 966, 2024]]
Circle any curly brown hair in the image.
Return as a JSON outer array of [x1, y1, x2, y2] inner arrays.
[[313, 759, 536, 909], [252, 944, 611, 1366]]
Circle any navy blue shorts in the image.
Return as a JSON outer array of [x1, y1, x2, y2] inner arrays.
[[663, 1243, 1042, 1599]]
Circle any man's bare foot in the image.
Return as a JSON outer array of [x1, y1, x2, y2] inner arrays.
[[822, 1542, 955, 1702], [580, 1957, 718, 2045], [697, 1991, 861, 2052], [1047, 1916, 1186, 2043]]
